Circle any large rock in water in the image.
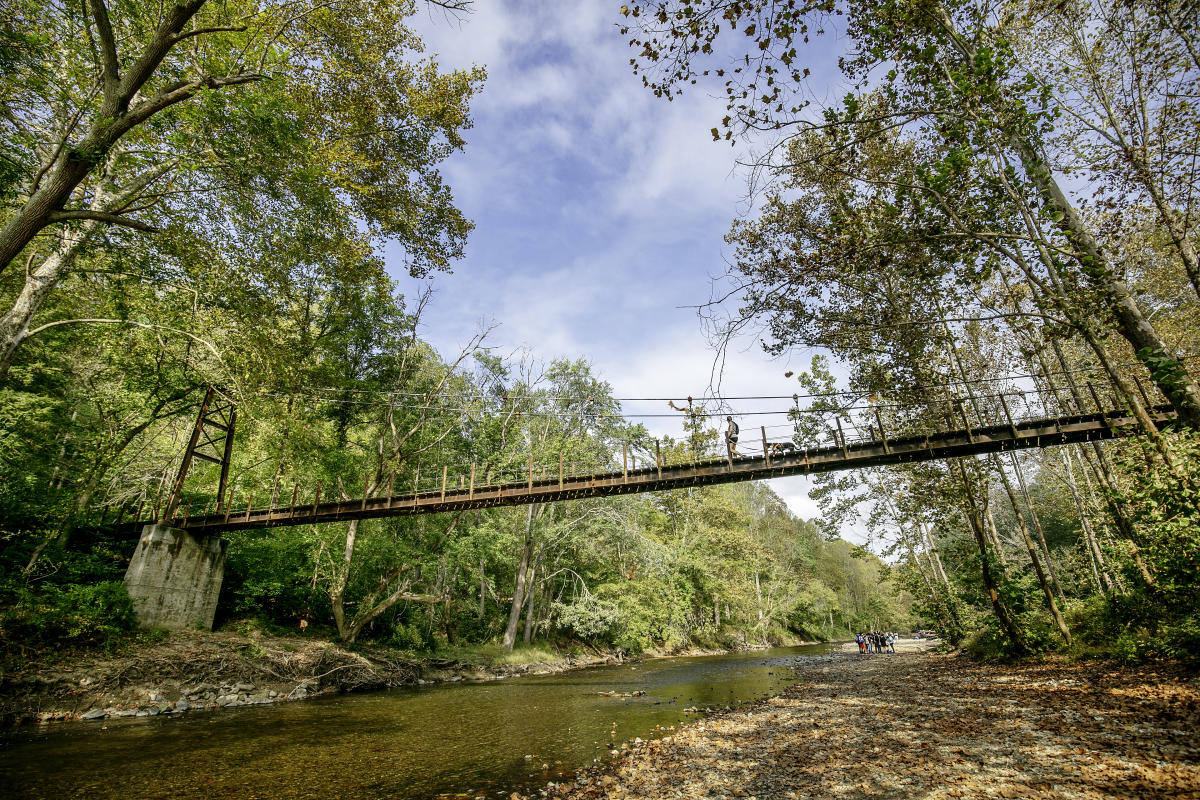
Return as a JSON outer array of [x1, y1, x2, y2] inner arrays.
[[123, 524, 226, 630]]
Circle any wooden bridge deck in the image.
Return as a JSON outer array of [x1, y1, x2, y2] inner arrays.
[[144, 404, 1177, 535]]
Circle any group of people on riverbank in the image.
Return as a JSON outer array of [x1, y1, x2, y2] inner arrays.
[[855, 631, 896, 654]]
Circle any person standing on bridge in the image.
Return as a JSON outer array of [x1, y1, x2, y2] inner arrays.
[[725, 416, 740, 458]]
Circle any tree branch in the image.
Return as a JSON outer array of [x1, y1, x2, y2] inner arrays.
[[24, 318, 228, 373], [45, 210, 160, 233], [113, 0, 208, 114], [87, 0, 121, 101], [125, 72, 265, 130], [172, 25, 248, 43]]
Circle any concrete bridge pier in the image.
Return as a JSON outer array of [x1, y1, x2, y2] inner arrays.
[[123, 524, 226, 630]]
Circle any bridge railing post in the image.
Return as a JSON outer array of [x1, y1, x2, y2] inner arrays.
[[1086, 383, 1114, 432], [999, 393, 1019, 441], [872, 407, 890, 454], [954, 399, 974, 443]]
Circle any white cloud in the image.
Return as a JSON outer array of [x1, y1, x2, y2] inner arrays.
[[395, 1, 866, 530]]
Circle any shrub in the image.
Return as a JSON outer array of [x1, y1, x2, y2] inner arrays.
[[551, 595, 620, 641], [0, 580, 136, 651]]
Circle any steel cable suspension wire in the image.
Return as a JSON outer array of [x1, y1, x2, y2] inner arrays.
[[398, 384, 1096, 486], [271, 360, 1148, 405], [254, 381, 1106, 421]]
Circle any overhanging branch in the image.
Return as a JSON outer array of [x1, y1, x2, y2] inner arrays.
[[45, 210, 160, 233]]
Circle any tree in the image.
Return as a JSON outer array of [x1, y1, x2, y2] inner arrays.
[[621, 0, 1200, 424], [0, 0, 483, 377]]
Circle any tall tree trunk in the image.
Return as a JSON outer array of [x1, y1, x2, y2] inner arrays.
[[955, 459, 1026, 653], [1075, 450, 1127, 594], [984, 504, 1011, 570], [919, 519, 952, 588], [478, 556, 487, 619], [330, 519, 361, 640], [995, 457, 1071, 643], [755, 572, 764, 622], [1009, 452, 1067, 604], [522, 562, 538, 645], [1061, 449, 1113, 593], [0, 224, 98, 378], [1080, 444, 1155, 585], [1018, 143, 1200, 425], [503, 504, 536, 651], [937, 6, 1200, 424]]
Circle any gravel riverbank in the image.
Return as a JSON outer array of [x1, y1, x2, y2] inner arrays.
[[521, 639, 1200, 800]]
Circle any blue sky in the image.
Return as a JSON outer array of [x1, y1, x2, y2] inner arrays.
[[394, 1, 855, 526]]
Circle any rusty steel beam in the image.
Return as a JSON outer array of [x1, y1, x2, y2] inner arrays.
[[116, 404, 1178, 537]]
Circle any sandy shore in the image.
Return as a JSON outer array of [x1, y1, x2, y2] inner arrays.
[[521, 639, 1200, 800]]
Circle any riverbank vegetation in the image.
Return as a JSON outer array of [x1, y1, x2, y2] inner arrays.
[[0, 2, 911, 668], [0, 339, 913, 660], [621, 0, 1200, 662]]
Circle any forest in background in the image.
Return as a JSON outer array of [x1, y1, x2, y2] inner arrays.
[[1, 0, 1198, 666], [0, 0, 910, 661], [0, 313, 914, 654]]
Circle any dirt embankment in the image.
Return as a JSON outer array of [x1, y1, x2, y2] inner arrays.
[[519, 641, 1200, 800], [0, 630, 623, 726]]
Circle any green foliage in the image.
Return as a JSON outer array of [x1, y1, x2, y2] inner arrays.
[[552, 595, 621, 641], [222, 528, 327, 624], [0, 580, 135, 651], [386, 621, 437, 653]]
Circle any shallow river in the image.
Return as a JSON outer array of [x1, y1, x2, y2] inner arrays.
[[1, 643, 837, 799]]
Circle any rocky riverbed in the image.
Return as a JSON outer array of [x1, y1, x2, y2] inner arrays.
[[513, 640, 1200, 800]]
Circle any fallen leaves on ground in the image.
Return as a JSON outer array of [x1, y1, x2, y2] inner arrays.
[[514, 651, 1200, 800]]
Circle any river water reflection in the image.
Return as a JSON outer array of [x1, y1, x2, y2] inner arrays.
[[1, 643, 837, 799]]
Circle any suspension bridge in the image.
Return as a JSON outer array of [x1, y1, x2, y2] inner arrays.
[[123, 379, 1178, 537]]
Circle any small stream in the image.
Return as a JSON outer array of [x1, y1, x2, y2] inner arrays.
[[0, 643, 838, 799]]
